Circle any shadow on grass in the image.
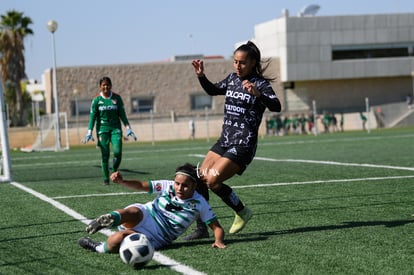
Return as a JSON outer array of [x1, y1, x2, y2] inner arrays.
[[0, 218, 85, 231], [245, 219, 414, 237], [93, 165, 150, 175], [162, 218, 414, 250]]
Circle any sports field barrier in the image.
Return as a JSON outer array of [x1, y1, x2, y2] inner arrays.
[[7, 111, 381, 150]]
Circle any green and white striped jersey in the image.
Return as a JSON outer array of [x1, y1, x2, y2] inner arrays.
[[145, 180, 217, 242]]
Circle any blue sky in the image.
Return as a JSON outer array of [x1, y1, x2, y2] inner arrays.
[[1, 0, 413, 81]]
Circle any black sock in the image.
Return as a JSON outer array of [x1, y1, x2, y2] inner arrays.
[[212, 183, 244, 212]]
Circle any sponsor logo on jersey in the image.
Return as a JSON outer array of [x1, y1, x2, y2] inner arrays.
[[226, 90, 252, 103], [187, 200, 197, 210], [165, 203, 183, 212], [225, 104, 245, 114], [98, 105, 118, 111], [155, 182, 162, 192], [227, 147, 238, 155]]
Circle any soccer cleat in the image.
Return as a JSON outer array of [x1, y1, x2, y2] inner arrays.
[[229, 207, 252, 234], [103, 179, 109, 186], [78, 237, 100, 252], [182, 226, 209, 241], [86, 214, 115, 234]]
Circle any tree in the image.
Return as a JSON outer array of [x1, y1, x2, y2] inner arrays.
[[0, 10, 33, 126]]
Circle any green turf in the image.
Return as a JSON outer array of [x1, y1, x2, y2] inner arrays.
[[1, 127, 413, 274]]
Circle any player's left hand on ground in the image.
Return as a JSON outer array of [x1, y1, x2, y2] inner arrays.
[[126, 129, 137, 141]]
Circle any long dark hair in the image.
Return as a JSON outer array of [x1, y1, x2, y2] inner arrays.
[[99, 76, 112, 86], [234, 41, 275, 81], [175, 163, 203, 185]]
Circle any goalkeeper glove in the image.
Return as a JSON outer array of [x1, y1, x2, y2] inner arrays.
[[82, 131, 94, 144], [126, 128, 137, 141]]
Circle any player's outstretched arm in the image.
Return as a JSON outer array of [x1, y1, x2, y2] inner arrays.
[[110, 171, 150, 191], [209, 220, 226, 249]]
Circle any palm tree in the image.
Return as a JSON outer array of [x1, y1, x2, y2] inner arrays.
[[0, 10, 33, 126]]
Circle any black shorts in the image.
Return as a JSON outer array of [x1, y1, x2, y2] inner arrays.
[[210, 142, 257, 175]]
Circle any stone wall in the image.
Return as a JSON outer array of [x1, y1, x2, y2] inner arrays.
[[48, 58, 283, 123]]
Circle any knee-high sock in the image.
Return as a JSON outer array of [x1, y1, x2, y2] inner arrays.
[[212, 183, 244, 212]]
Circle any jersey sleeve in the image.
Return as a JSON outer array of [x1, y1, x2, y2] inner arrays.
[[195, 193, 218, 224], [256, 80, 282, 112], [87, 97, 99, 131], [198, 75, 227, 96], [148, 180, 174, 195]]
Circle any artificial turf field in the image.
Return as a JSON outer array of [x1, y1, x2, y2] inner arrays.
[[1, 127, 413, 274]]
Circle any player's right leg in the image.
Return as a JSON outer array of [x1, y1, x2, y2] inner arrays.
[[86, 212, 119, 234], [86, 206, 144, 234], [204, 154, 253, 235], [98, 132, 111, 185], [78, 230, 135, 253], [111, 129, 123, 172]]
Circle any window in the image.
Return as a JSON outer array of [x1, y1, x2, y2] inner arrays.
[[332, 43, 414, 61], [131, 97, 154, 113], [190, 94, 212, 110], [71, 99, 92, 116]]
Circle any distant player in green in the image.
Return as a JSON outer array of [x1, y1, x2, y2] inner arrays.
[[82, 77, 137, 185]]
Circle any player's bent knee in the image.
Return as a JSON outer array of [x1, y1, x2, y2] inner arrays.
[[208, 181, 222, 192], [108, 230, 135, 252]]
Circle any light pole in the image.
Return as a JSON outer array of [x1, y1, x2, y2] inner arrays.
[[47, 20, 61, 150]]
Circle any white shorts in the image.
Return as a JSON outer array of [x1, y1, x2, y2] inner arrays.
[[124, 203, 169, 250]]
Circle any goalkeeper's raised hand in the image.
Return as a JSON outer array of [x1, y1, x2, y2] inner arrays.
[[125, 128, 137, 141], [82, 130, 95, 144]]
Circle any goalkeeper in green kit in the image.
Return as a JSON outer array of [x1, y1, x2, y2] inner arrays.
[[82, 77, 137, 185]]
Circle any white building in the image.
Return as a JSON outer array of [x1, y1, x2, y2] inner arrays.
[[249, 11, 414, 120]]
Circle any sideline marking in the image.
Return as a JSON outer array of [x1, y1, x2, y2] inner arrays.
[[190, 154, 414, 172], [54, 156, 414, 200], [232, 175, 414, 189], [254, 157, 414, 171], [53, 174, 414, 200], [9, 181, 206, 275]]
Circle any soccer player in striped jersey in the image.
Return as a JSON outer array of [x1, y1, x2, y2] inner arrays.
[[78, 163, 226, 252], [184, 41, 282, 240], [82, 77, 137, 185]]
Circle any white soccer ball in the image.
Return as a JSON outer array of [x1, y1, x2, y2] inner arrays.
[[119, 233, 154, 268]]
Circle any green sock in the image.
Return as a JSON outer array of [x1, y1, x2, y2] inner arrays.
[[109, 211, 121, 226]]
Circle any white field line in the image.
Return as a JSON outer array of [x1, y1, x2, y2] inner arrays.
[[53, 174, 414, 200], [9, 181, 206, 275], [10, 154, 413, 273], [54, 157, 414, 200], [190, 154, 414, 172], [232, 175, 414, 189], [254, 157, 414, 171], [254, 157, 414, 172]]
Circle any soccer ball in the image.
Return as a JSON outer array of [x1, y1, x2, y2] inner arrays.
[[119, 233, 154, 268]]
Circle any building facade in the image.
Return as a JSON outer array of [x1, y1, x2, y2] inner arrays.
[[43, 58, 282, 124], [253, 12, 414, 113], [38, 12, 414, 129]]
